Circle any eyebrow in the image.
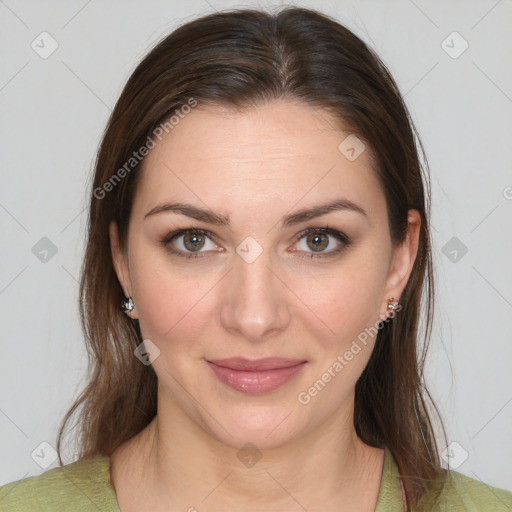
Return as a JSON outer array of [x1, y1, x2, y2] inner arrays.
[[144, 198, 368, 227]]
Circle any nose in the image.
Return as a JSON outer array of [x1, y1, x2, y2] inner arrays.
[[219, 249, 291, 343]]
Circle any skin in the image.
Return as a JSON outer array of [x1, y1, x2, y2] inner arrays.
[[109, 99, 420, 512]]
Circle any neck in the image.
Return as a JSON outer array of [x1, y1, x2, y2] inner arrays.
[[116, 396, 385, 512]]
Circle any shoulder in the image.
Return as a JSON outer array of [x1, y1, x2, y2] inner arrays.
[[418, 468, 512, 511], [0, 456, 120, 512]]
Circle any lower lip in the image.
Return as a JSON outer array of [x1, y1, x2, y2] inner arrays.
[[207, 361, 307, 394]]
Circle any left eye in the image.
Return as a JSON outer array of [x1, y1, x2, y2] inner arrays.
[[293, 229, 348, 257]]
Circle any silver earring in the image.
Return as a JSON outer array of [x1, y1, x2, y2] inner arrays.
[[121, 296, 134, 313], [386, 297, 398, 318]]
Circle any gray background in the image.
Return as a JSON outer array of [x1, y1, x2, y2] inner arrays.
[[1, 0, 511, 492]]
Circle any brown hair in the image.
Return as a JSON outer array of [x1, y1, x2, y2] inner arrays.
[[57, 7, 447, 509]]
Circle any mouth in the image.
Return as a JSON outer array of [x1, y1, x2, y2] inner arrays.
[[206, 357, 308, 394]]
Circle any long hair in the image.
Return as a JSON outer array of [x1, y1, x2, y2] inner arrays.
[[57, 7, 447, 509]]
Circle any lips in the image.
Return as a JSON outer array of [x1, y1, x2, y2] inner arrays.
[[206, 357, 307, 394]]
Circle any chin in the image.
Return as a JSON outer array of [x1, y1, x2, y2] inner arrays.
[[202, 401, 306, 452]]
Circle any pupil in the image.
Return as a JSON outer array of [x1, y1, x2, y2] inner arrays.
[[184, 232, 205, 251], [307, 232, 328, 252]]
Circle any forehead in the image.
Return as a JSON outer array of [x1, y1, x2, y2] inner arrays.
[[135, 100, 385, 222]]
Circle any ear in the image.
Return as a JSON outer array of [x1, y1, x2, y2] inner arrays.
[[381, 209, 421, 318], [109, 221, 138, 319]]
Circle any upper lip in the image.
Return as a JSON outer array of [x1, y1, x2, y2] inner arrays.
[[207, 357, 307, 371]]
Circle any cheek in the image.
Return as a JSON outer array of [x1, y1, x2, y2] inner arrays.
[[129, 250, 219, 349], [291, 257, 387, 346]]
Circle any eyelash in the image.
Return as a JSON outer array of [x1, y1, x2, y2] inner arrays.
[[160, 227, 351, 260]]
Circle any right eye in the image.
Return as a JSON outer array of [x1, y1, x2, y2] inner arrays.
[[161, 229, 222, 258]]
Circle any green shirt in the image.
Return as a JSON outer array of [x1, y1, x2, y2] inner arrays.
[[1, 447, 511, 511]]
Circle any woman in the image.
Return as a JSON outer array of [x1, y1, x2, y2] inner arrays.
[[1, 6, 510, 512]]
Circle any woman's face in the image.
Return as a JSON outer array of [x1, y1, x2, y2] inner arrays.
[[111, 100, 419, 449]]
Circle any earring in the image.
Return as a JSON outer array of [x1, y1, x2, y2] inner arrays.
[[121, 296, 134, 313], [386, 297, 399, 319]]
